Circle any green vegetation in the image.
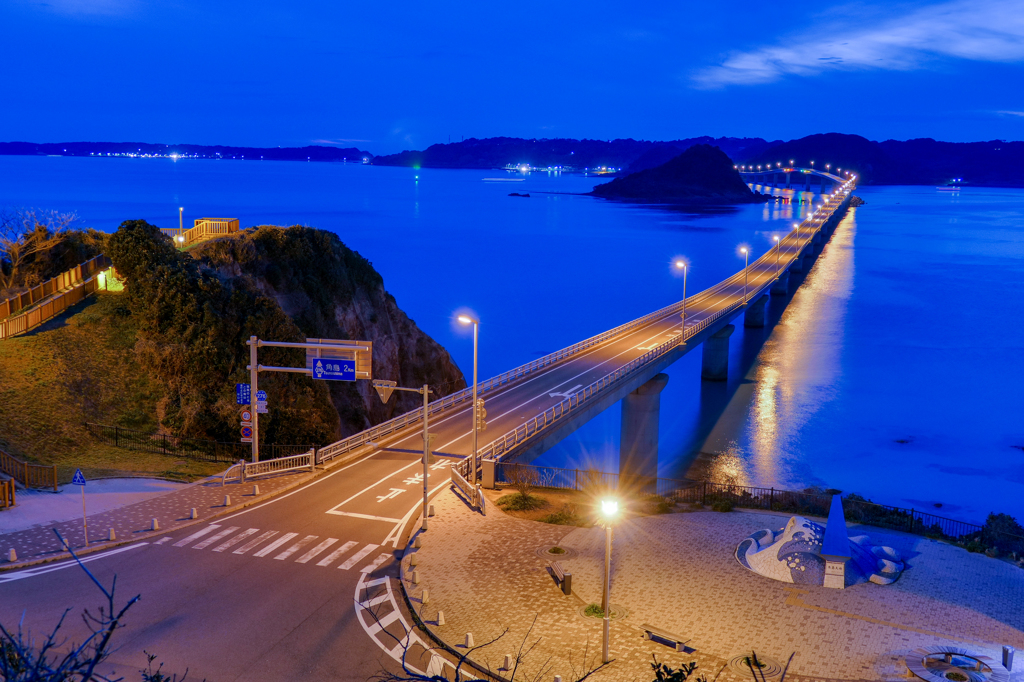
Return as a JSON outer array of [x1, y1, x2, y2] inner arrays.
[[711, 498, 734, 512], [650, 656, 707, 682], [583, 603, 604, 618], [540, 503, 585, 526], [547, 546, 566, 555], [496, 492, 547, 511], [945, 671, 968, 682]]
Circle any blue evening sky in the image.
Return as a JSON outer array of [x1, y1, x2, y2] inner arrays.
[[3, 0, 1023, 153]]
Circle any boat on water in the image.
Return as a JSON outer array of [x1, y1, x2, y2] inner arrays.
[[937, 177, 963, 191]]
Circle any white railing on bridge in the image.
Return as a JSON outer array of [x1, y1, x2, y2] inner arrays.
[[222, 450, 315, 484], [454, 182, 856, 476]]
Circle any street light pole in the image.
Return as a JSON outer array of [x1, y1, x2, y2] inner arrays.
[[774, 236, 780, 278], [674, 261, 687, 335], [599, 498, 619, 664], [374, 380, 433, 531], [741, 248, 749, 302], [458, 315, 480, 483]]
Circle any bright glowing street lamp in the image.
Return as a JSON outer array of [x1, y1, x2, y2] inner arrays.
[[674, 260, 687, 334], [600, 498, 619, 663], [458, 314, 480, 483], [740, 247, 749, 302]]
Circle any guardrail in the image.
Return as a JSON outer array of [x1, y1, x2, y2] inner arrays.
[[222, 450, 315, 485], [0, 449, 58, 491], [450, 463, 481, 510], [0, 478, 14, 509], [455, 183, 856, 476]]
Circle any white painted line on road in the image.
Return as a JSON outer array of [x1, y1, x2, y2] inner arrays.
[[359, 592, 390, 609], [365, 609, 400, 636], [0, 544, 149, 584], [325, 460, 421, 515], [234, 530, 278, 555], [212, 528, 259, 552], [317, 540, 357, 566], [275, 535, 318, 560], [155, 537, 171, 545], [192, 526, 239, 550], [253, 532, 298, 558], [172, 525, 220, 548], [382, 477, 451, 547], [296, 538, 338, 564], [326, 511, 403, 523], [360, 553, 391, 574], [339, 543, 378, 570]]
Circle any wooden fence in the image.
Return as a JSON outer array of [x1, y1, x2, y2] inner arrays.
[[0, 258, 113, 340], [0, 254, 111, 320], [0, 478, 14, 509], [160, 218, 239, 247], [0, 449, 58, 491]]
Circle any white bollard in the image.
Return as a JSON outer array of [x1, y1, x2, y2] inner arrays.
[[428, 504, 435, 517], [410, 553, 418, 566], [108, 528, 116, 541], [437, 610, 445, 626], [421, 588, 429, 605], [554, 676, 563, 682], [252, 484, 260, 496], [190, 508, 197, 520], [413, 536, 422, 549], [502, 654, 513, 670], [151, 518, 159, 531], [7, 549, 16, 562], [413, 570, 420, 584], [223, 495, 231, 507], [465, 632, 474, 648]]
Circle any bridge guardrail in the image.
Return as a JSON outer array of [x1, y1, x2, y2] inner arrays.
[[455, 183, 855, 475]]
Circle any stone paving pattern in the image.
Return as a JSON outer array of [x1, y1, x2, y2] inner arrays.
[[406, 490, 1024, 682], [0, 469, 314, 566]]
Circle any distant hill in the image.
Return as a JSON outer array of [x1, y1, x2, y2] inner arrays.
[[590, 144, 764, 204], [370, 136, 777, 171], [0, 141, 373, 163], [738, 133, 1024, 187]]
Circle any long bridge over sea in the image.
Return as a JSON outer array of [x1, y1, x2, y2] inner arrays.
[[314, 171, 857, 485]]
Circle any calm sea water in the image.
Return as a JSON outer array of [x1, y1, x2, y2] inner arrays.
[[2, 155, 1022, 523]]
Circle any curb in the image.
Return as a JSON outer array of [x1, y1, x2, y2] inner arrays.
[[1, 444, 376, 572]]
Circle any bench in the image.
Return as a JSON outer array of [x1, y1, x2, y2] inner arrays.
[[549, 561, 572, 595], [641, 624, 691, 653]]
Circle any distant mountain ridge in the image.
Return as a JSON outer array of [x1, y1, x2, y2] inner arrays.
[[0, 141, 372, 163]]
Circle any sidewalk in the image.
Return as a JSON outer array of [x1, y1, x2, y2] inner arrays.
[[0, 468, 315, 568], [402, 488, 1024, 682]]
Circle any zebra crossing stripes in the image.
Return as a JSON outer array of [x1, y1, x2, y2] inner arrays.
[[169, 525, 389, 573]]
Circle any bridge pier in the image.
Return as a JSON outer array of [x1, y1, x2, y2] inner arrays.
[[785, 172, 791, 188], [619, 373, 669, 491], [701, 324, 735, 381], [770, 271, 790, 295], [812, 230, 822, 244], [743, 295, 769, 328], [804, 174, 811, 191]]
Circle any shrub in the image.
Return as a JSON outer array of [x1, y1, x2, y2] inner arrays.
[[711, 498, 734, 512], [496, 492, 546, 512], [541, 503, 584, 526], [505, 464, 540, 499]]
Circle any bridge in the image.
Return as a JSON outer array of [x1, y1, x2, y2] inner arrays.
[[0, 175, 858, 680], [739, 166, 851, 193]]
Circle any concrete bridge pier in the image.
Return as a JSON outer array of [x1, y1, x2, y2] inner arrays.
[[619, 373, 669, 491], [701, 324, 735, 381], [785, 172, 791, 188], [770, 271, 790, 295], [804, 174, 811, 191], [812, 230, 822, 244], [744, 295, 769, 328]]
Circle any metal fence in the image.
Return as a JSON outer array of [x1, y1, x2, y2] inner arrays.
[[222, 450, 314, 484], [86, 423, 313, 464], [0, 449, 58, 491]]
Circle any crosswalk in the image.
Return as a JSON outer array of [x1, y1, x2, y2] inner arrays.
[[163, 524, 391, 573]]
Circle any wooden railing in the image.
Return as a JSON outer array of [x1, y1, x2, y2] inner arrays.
[[0, 478, 14, 509], [0, 254, 111, 320], [160, 218, 239, 247], [0, 268, 111, 340], [0, 449, 58, 491]]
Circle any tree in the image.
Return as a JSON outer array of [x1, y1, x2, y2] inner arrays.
[[0, 209, 77, 292], [505, 463, 540, 500]]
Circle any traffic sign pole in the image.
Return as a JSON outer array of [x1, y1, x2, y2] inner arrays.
[[249, 335, 259, 463], [72, 469, 88, 547]]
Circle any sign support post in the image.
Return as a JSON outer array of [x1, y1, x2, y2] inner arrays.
[[373, 379, 432, 531], [72, 468, 87, 546], [249, 335, 259, 463]]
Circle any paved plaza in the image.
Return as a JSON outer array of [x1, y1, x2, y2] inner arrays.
[[404, 488, 1024, 682]]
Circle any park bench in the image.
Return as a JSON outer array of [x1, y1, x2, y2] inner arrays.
[[641, 624, 692, 653], [549, 561, 572, 595]]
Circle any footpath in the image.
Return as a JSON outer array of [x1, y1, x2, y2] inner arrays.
[[401, 488, 1024, 682], [0, 467, 315, 569]]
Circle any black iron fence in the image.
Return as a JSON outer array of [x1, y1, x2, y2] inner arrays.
[[493, 462, 1024, 552], [86, 423, 313, 464]]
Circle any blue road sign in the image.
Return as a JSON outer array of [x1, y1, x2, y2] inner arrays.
[[313, 358, 355, 381], [256, 390, 267, 401], [72, 469, 86, 486], [236, 383, 251, 405]]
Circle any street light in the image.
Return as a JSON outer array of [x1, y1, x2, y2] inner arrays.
[[179, 206, 184, 240], [600, 498, 619, 663], [674, 260, 687, 334], [457, 314, 480, 483], [774, 236, 780, 277], [740, 247, 749, 302]]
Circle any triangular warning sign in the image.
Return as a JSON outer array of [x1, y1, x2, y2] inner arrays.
[[373, 380, 396, 403], [72, 468, 86, 486]]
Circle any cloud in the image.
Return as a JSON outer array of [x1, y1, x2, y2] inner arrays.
[[692, 0, 1024, 88], [24, 0, 138, 16], [997, 110, 1024, 117], [311, 138, 372, 145]]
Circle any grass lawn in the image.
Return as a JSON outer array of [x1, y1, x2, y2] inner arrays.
[[485, 486, 688, 527], [0, 292, 224, 483]]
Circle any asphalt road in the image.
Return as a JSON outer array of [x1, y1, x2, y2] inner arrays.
[[0, 189, 848, 682]]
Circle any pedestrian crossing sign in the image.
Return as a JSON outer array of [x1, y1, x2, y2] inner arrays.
[[72, 469, 86, 486]]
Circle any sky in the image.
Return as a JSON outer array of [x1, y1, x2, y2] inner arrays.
[[3, 0, 1024, 154]]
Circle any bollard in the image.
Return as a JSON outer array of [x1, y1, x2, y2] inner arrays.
[[465, 632, 474, 648], [413, 536, 422, 549], [413, 570, 420, 585], [554, 676, 563, 682], [252, 485, 260, 496], [428, 504, 435, 517], [437, 610, 445, 626], [1004, 646, 1015, 671], [502, 654, 513, 670], [108, 528, 116, 542], [7, 549, 16, 563], [421, 589, 429, 605], [223, 495, 231, 507], [410, 553, 418, 566], [151, 518, 159, 531], [190, 508, 198, 520]]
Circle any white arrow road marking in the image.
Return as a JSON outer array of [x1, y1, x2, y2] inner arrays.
[[548, 384, 582, 398]]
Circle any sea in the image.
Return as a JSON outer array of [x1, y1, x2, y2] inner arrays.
[[2, 154, 1022, 524]]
